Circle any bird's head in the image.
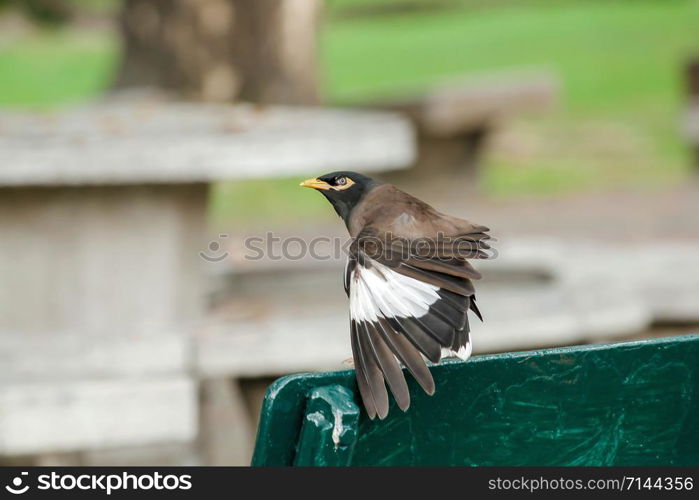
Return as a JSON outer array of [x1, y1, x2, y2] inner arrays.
[[300, 171, 377, 223]]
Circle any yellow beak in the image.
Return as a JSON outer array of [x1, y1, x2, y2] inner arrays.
[[299, 178, 331, 191]]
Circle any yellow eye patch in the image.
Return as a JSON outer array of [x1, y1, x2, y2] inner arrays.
[[333, 177, 355, 190]]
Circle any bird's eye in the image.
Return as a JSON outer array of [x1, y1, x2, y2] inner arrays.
[[336, 177, 347, 185]]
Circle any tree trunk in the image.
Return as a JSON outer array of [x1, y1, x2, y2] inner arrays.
[[113, 0, 321, 105]]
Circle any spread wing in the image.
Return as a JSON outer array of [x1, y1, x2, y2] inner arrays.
[[345, 225, 490, 419]]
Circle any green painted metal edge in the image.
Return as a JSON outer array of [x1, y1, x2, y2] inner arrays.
[[251, 371, 354, 466], [293, 385, 360, 466], [251, 334, 699, 466]]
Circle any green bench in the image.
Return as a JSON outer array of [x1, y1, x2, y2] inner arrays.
[[252, 334, 699, 466]]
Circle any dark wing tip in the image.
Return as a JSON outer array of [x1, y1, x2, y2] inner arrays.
[[470, 296, 484, 322], [366, 323, 411, 412]]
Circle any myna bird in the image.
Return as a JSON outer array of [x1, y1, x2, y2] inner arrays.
[[300, 171, 491, 420]]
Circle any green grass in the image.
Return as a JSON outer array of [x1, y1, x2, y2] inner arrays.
[[322, 0, 699, 197], [0, 30, 117, 108], [211, 177, 342, 228], [325, 2, 698, 111], [1, 1, 699, 219]]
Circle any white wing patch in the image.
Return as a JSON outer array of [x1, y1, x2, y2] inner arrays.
[[349, 257, 440, 323], [441, 340, 472, 361]]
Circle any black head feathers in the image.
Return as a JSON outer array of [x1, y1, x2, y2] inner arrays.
[[300, 171, 378, 223]]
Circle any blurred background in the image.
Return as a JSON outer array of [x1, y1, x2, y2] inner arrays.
[[1, 0, 699, 466]]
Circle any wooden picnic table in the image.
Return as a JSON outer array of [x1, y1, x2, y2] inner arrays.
[[0, 96, 415, 464], [368, 70, 558, 181]]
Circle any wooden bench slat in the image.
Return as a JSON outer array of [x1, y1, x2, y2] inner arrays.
[[0, 378, 197, 456]]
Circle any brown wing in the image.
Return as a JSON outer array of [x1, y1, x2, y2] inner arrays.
[[346, 200, 490, 419]]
